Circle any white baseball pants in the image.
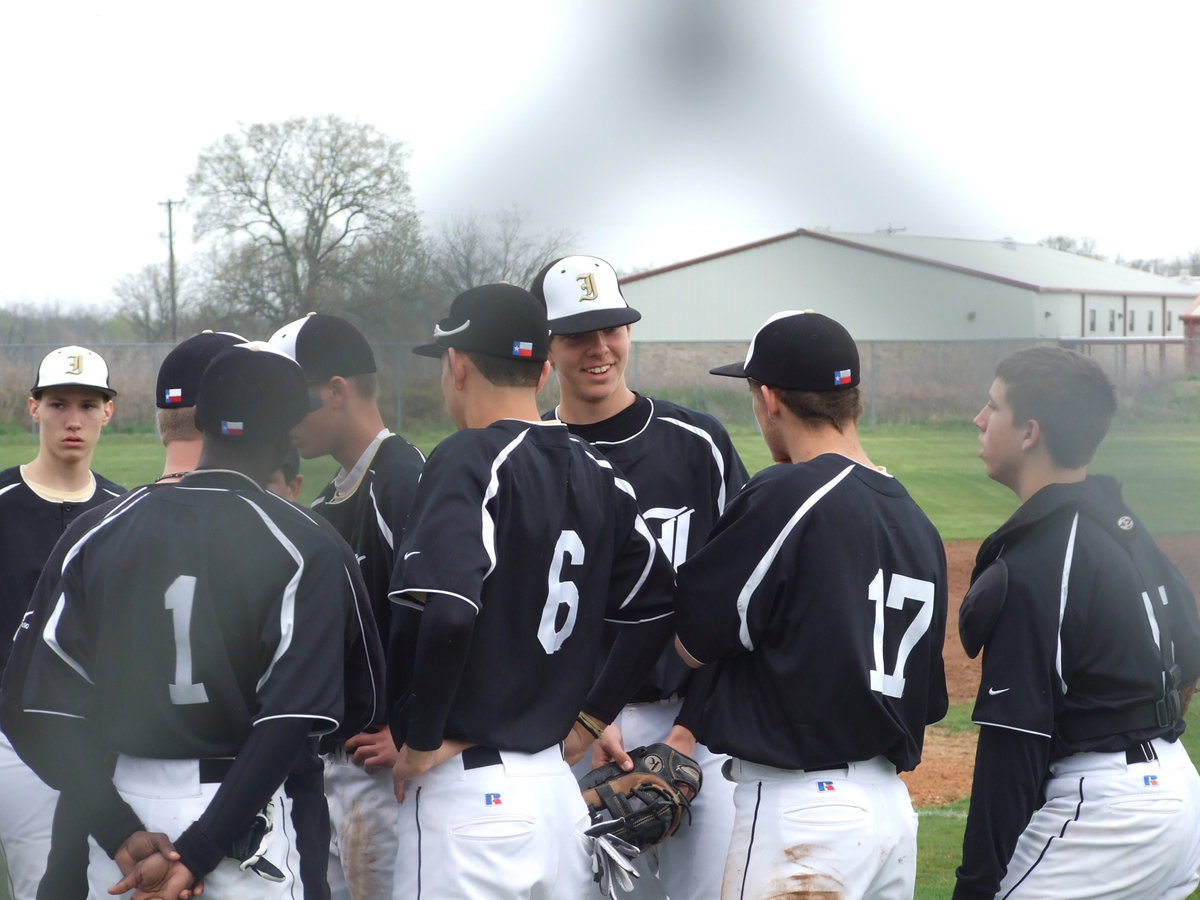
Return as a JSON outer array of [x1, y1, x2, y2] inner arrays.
[[998, 736, 1200, 899], [90, 755, 303, 900], [721, 754, 918, 900], [392, 744, 592, 899]]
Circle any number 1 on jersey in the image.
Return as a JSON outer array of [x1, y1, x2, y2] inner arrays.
[[868, 569, 934, 699], [165, 576, 209, 705]]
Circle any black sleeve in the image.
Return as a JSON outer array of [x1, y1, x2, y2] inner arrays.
[[173, 717, 312, 879], [4, 711, 144, 857], [400, 596, 477, 751], [674, 664, 716, 731], [582, 614, 675, 724], [953, 725, 1050, 900]]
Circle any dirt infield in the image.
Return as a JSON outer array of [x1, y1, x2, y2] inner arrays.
[[899, 535, 1200, 807]]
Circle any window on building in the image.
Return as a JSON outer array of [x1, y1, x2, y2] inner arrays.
[[1168, 311, 1174, 333], [1089, 309, 1096, 332], [1109, 309, 1116, 332], [1129, 311, 1136, 332], [1148, 310, 1154, 333]]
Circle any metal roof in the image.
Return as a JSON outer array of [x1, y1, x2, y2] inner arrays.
[[623, 229, 1200, 298]]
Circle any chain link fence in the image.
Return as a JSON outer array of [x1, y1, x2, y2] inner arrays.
[[2, 337, 1194, 434]]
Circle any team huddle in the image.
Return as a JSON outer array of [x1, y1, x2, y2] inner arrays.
[[0, 255, 1197, 900]]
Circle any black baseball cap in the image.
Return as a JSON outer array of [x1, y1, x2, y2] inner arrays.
[[531, 255, 641, 334], [195, 342, 321, 439], [267, 313, 376, 381], [156, 331, 246, 409], [710, 310, 860, 391], [414, 283, 549, 362]]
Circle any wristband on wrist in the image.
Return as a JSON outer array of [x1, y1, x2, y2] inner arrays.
[[576, 711, 606, 740]]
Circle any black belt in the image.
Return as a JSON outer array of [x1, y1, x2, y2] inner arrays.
[[317, 736, 344, 756], [462, 745, 503, 770], [1125, 740, 1159, 765], [199, 758, 236, 783]]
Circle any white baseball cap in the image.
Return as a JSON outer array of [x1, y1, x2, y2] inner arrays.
[[32, 346, 117, 398], [531, 255, 641, 335]]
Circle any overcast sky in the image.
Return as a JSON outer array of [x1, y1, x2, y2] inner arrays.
[[3, 0, 1198, 310]]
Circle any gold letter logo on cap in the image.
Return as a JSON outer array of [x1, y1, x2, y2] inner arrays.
[[66, 355, 84, 375], [577, 273, 598, 303]]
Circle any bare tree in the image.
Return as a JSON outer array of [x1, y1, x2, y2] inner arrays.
[[1038, 235, 1106, 260], [113, 264, 180, 341], [188, 116, 424, 320], [428, 206, 580, 297]]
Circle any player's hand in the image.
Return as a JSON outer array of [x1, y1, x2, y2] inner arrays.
[[109, 830, 201, 899], [663, 725, 699, 799], [563, 720, 596, 766], [346, 725, 399, 774], [392, 739, 469, 803], [592, 723, 633, 772]]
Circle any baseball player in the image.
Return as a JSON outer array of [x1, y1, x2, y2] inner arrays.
[[531, 254, 748, 899], [0, 345, 124, 900], [153, 330, 247, 482], [388, 283, 677, 899], [26, 330, 248, 900], [953, 346, 1200, 899], [0, 342, 385, 899], [266, 446, 304, 501], [269, 312, 425, 900], [674, 311, 949, 899]]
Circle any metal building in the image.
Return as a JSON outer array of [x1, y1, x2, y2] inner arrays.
[[620, 230, 1198, 343]]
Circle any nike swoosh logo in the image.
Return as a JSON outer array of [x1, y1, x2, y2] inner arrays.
[[404, 551, 421, 560], [433, 319, 470, 339], [988, 687, 1011, 696], [356, 554, 367, 564]]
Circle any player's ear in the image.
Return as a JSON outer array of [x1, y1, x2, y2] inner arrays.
[[761, 384, 783, 419], [1020, 417, 1041, 452], [100, 398, 114, 425], [27, 396, 39, 422], [447, 348, 470, 390], [536, 361, 551, 392], [326, 376, 350, 408]]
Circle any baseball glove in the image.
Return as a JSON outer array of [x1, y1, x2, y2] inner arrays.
[[578, 743, 703, 852]]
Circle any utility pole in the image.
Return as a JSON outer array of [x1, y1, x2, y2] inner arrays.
[[160, 198, 184, 342]]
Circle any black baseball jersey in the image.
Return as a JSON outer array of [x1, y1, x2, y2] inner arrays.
[[968, 475, 1200, 750], [0, 466, 124, 675], [547, 395, 749, 701], [675, 454, 948, 772], [16, 470, 375, 759], [311, 431, 425, 636], [388, 420, 676, 753], [954, 475, 1200, 900]]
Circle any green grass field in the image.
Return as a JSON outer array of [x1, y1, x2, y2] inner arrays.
[[1, 415, 1198, 897]]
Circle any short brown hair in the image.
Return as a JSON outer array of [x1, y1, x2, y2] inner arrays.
[[156, 407, 203, 445], [465, 351, 543, 388], [995, 346, 1117, 468], [751, 379, 862, 432]]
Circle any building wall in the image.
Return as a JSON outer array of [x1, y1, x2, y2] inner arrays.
[[623, 234, 1199, 344], [624, 235, 1040, 342]]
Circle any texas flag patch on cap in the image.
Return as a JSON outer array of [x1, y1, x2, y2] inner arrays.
[[221, 421, 244, 436], [164, 388, 184, 405], [512, 341, 534, 358], [834, 369, 853, 386]]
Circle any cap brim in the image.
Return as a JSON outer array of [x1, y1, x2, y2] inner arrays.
[[709, 361, 750, 379], [549, 307, 641, 335], [33, 382, 117, 399], [412, 342, 446, 359]]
